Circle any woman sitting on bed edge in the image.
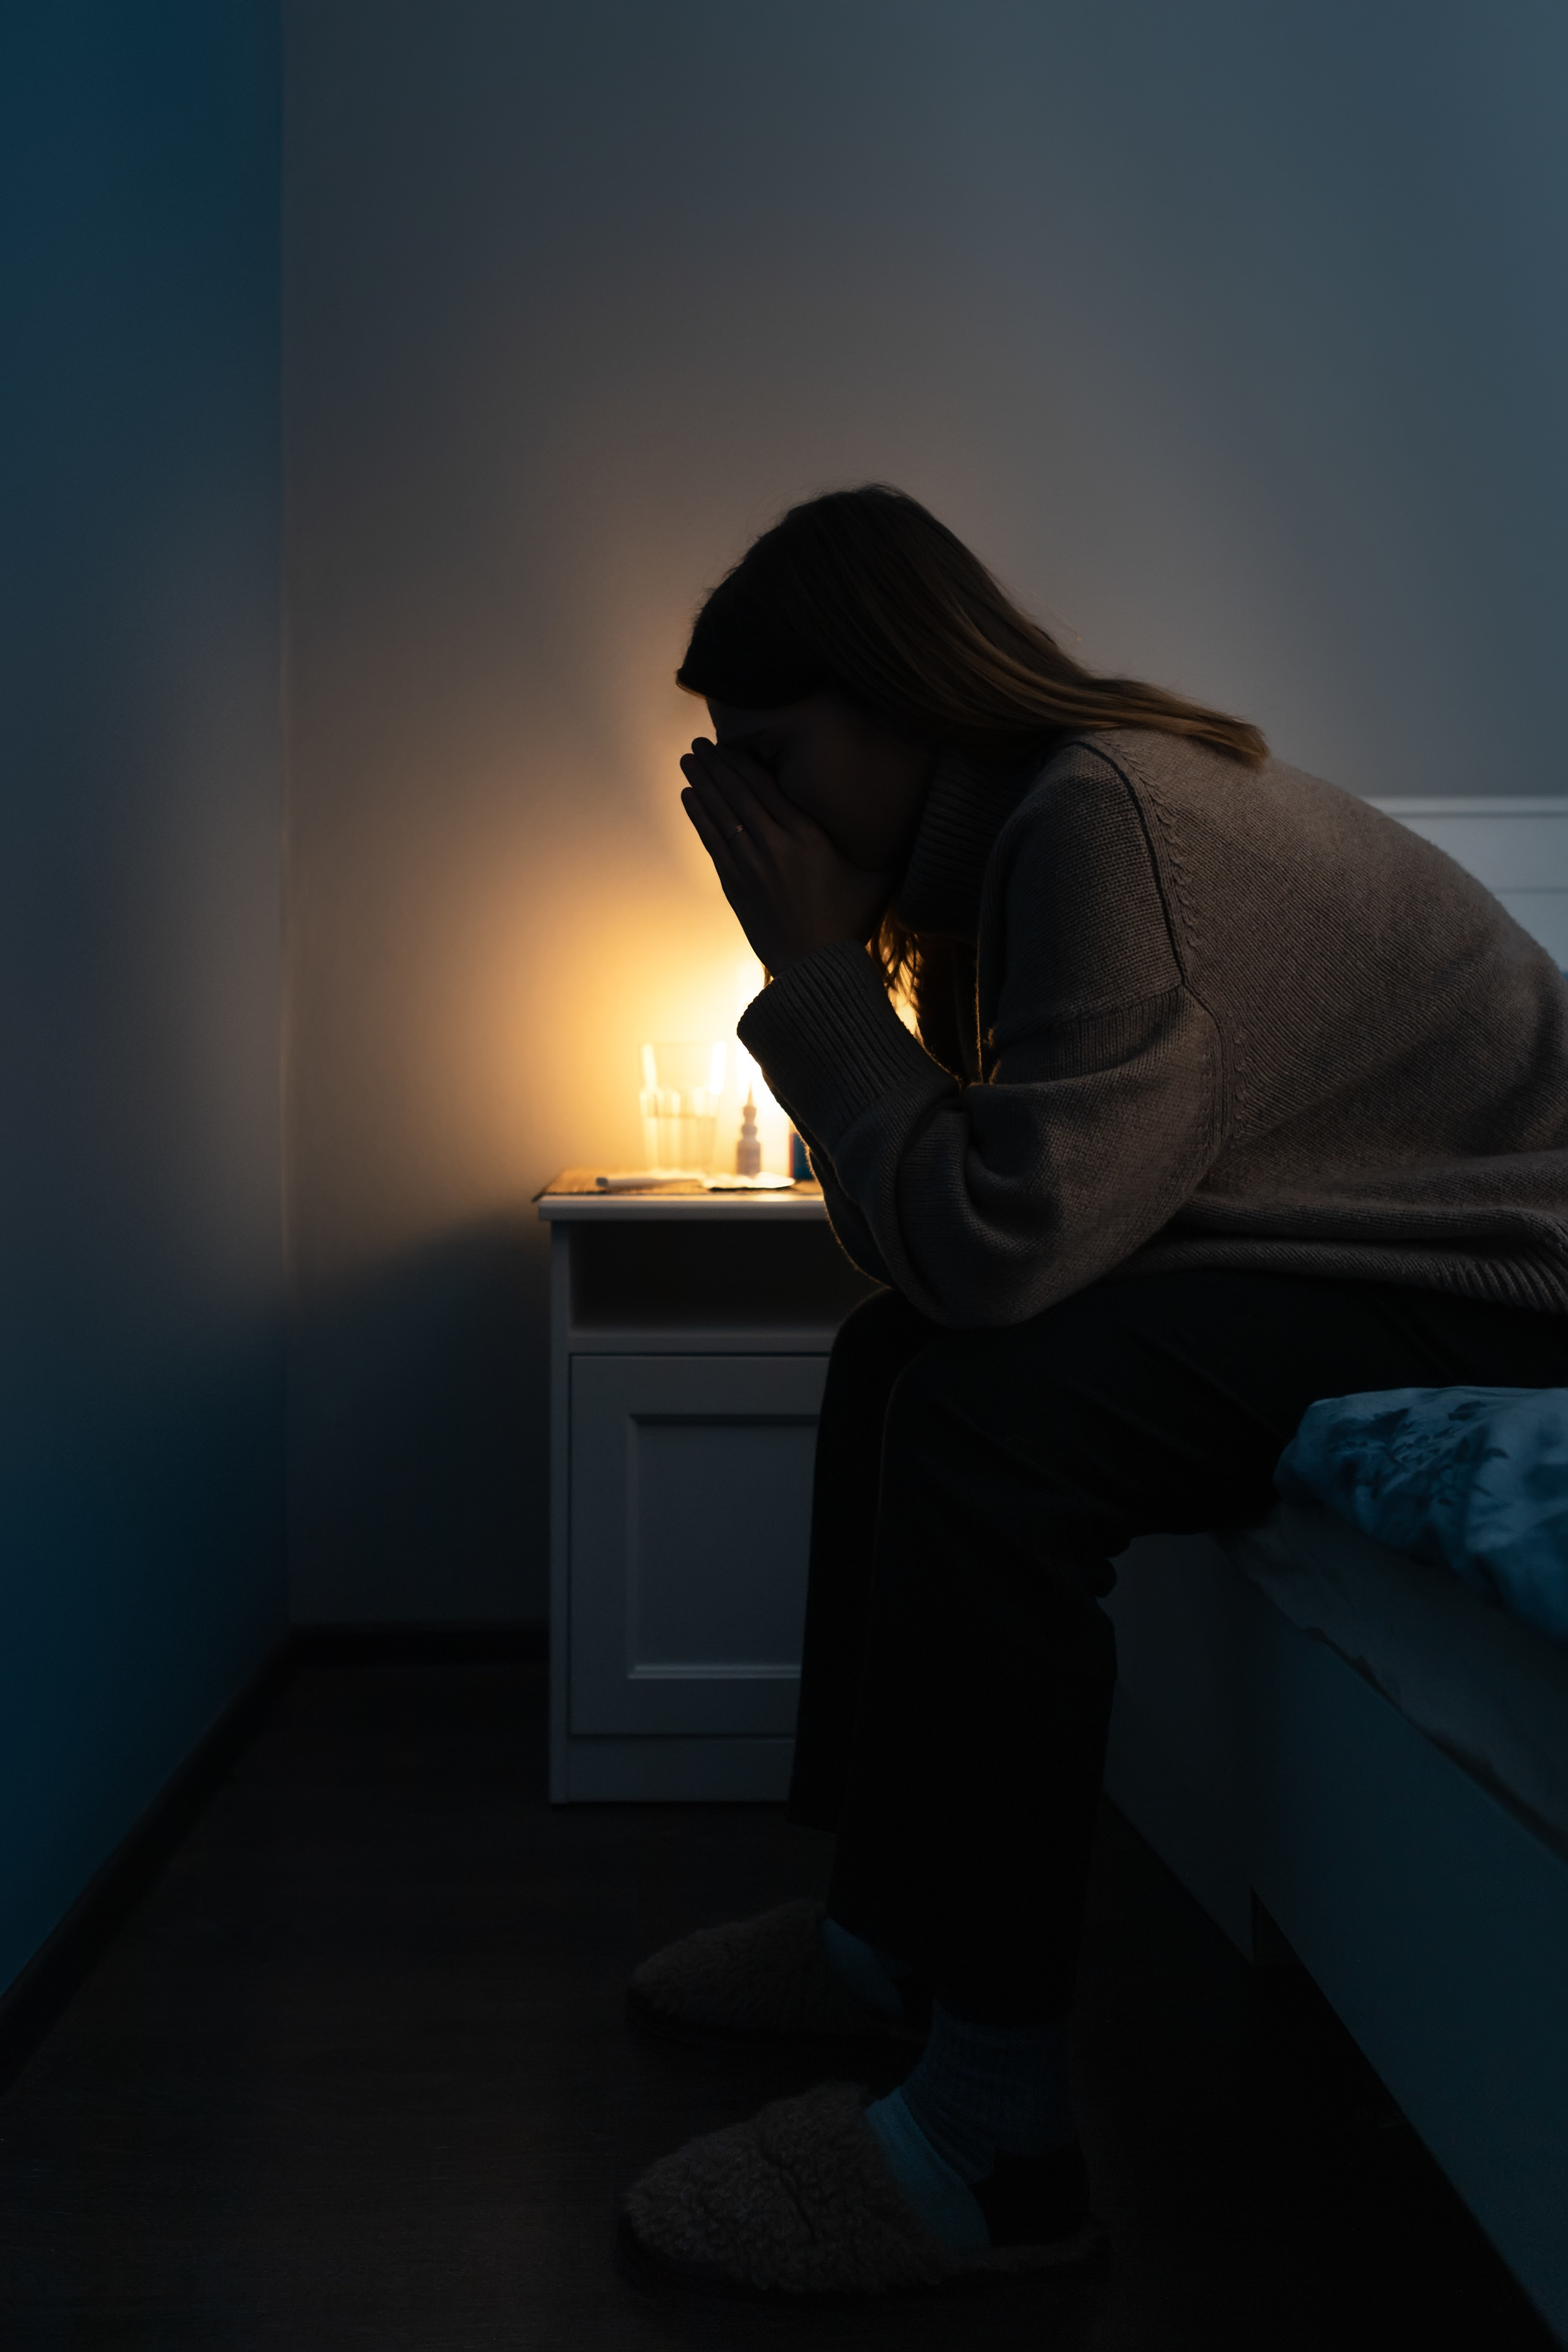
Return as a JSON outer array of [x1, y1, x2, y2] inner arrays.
[[614, 485, 1568, 2298]]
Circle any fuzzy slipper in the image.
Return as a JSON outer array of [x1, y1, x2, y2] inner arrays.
[[627, 1898, 923, 2046], [620, 2082, 1107, 2298]]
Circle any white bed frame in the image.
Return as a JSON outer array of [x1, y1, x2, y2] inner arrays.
[[1369, 796, 1568, 970], [1106, 789, 1568, 2338], [1104, 1530, 1568, 2342]]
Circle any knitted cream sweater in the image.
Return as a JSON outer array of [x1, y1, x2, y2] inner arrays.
[[738, 729, 1568, 1327]]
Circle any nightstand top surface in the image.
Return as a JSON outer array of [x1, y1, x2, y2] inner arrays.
[[537, 1170, 829, 1221]]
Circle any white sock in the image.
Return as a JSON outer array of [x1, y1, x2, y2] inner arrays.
[[865, 2089, 989, 2255], [864, 2006, 1075, 2252], [898, 2002, 1074, 2180]]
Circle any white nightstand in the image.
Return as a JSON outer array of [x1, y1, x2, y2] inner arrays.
[[538, 1176, 877, 1801]]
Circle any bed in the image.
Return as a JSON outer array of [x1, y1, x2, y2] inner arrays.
[[1103, 1505, 1568, 2341]]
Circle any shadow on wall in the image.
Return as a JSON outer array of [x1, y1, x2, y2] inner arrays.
[[290, 1214, 550, 1624]]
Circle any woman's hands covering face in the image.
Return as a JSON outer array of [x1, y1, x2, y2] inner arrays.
[[679, 739, 898, 974]]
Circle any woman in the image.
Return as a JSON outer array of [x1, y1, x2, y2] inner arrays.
[[619, 487, 1568, 2296]]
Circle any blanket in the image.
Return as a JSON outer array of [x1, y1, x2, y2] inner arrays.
[[1275, 1387, 1568, 1646]]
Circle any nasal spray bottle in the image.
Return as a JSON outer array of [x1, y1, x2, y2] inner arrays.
[[735, 1090, 762, 1177]]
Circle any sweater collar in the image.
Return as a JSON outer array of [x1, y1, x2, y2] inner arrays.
[[893, 748, 1040, 940]]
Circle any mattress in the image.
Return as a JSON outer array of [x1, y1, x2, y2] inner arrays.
[[1220, 1499, 1568, 1861]]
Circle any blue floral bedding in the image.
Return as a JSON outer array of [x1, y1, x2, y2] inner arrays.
[[1275, 1387, 1568, 1646]]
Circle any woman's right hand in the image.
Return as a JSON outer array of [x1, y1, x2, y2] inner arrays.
[[680, 739, 896, 973]]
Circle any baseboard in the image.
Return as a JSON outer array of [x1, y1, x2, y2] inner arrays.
[[293, 1621, 547, 1666], [0, 1636, 295, 2096]]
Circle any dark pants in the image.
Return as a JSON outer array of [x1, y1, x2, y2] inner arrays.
[[787, 1270, 1568, 2023]]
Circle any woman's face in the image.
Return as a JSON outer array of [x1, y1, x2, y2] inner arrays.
[[705, 694, 938, 873]]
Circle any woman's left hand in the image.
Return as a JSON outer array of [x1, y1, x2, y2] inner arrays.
[[680, 740, 896, 973]]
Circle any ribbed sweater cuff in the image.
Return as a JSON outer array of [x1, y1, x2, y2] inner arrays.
[[738, 939, 948, 1146]]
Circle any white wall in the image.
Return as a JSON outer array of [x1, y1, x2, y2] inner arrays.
[[284, 0, 1568, 1622], [1, 5, 284, 1995]]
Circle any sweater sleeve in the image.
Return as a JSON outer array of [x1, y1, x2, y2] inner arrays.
[[737, 771, 1228, 1325], [789, 1115, 897, 1292]]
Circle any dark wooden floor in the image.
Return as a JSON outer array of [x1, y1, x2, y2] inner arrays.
[[0, 1661, 1555, 2350]]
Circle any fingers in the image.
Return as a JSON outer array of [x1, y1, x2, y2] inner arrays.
[[680, 760, 769, 863], [682, 786, 772, 955], [679, 742, 758, 822], [681, 772, 757, 878], [681, 784, 743, 885], [681, 741, 800, 837], [713, 750, 800, 832]]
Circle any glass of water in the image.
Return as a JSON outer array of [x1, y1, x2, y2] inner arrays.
[[640, 1042, 727, 1172]]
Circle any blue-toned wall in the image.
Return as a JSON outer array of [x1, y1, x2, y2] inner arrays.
[[285, 0, 1568, 1624], [0, 8, 284, 1996]]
